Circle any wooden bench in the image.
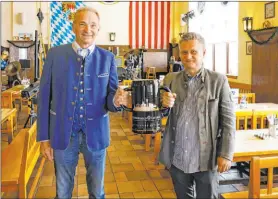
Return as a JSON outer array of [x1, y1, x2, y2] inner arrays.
[[1, 121, 46, 198], [222, 156, 278, 198]]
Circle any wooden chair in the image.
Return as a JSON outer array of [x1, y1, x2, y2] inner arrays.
[[122, 79, 132, 87], [252, 110, 278, 129], [222, 156, 278, 198], [239, 93, 256, 103], [146, 67, 156, 79], [236, 110, 253, 130], [1, 121, 46, 198]]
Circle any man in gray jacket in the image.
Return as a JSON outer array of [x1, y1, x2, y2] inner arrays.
[[160, 32, 235, 198]]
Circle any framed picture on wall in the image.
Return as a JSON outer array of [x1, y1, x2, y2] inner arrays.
[[246, 41, 252, 55], [265, 2, 275, 19]]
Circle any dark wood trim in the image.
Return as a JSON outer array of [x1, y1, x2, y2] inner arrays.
[[228, 81, 252, 93], [227, 75, 238, 79]]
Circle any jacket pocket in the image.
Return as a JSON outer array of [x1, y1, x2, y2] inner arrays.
[[50, 109, 56, 115], [98, 73, 109, 78]]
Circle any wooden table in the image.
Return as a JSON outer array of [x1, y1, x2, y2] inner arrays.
[[233, 129, 278, 162], [1, 85, 25, 109], [1, 108, 17, 143]]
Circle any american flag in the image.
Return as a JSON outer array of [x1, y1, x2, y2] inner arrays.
[[129, 2, 171, 50]]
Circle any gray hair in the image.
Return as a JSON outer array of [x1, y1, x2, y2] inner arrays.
[[179, 32, 206, 49], [74, 7, 100, 23]]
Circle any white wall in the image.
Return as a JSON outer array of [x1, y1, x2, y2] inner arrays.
[[1, 2, 12, 47], [1, 2, 130, 46]]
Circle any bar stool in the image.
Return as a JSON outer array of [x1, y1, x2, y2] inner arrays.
[[146, 67, 156, 79]]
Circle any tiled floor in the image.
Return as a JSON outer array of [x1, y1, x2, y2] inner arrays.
[[2, 110, 250, 198]]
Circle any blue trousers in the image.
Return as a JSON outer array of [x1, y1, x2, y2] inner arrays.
[[169, 165, 219, 199], [54, 132, 106, 199]]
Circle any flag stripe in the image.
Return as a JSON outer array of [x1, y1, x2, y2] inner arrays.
[[129, 1, 170, 49], [148, 2, 152, 49], [161, 2, 165, 50], [129, 2, 133, 48], [166, 2, 170, 50], [154, 2, 158, 49], [135, 2, 139, 48], [142, 2, 146, 48]]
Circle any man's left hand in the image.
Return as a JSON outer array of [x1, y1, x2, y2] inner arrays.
[[217, 157, 232, 173], [114, 88, 129, 107]]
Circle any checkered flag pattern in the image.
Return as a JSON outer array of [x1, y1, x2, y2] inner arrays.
[[50, 2, 85, 47]]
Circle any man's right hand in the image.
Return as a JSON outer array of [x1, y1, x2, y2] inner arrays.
[[162, 92, 177, 108], [41, 141, 54, 161]]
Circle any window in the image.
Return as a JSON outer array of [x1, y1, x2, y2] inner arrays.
[[189, 2, 239, 76]]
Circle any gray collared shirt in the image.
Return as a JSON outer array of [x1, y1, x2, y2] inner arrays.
[[172, 68, 204, 173]]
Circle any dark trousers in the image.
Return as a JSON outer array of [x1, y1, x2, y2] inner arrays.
[[169, 165, 219, 199]]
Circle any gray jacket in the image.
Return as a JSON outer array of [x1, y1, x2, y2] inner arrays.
[[159, 69, 235, 171]]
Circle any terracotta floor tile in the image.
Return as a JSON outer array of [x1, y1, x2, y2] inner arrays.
[[133, 190, 162, 198], [159, 169, 171, 178], [141, 180, 158, 191], [147, 170, 163, 179], [105, 182, 118, 194], [112, 163, 135, 172], [121, 140, 131, 145], [127, 135, 143, 141], [119, 156, 141, 164], [105, 164, 112, 173], [114, 145, 134, 151], [111, 140, 124, 146], [130, 140, 145, 145], [39, 175, 54, 187], [105, 172, 115, 182], [42, 162, 55, 176], [78, 166, 87, 175], [159, 190, 177, 198], [125, 170, 150, 181], [106, 194, 120, 198], [132, 162, 146, 171], [132, 144, 145, 150], [107, 145, 116, 152], [125, 151, 138, 157], [77, 174, 87, 185], [117, 181, 144, 193], [110, 157, 121, 164], [143, 163, 166, 170], [111, 136, 128, 141], [111, 132, 118, 136], [153, 179, 174, 191], [117, 131, 126, 136], [108, 151, 128, 158], [78, 184, 89, 197], [120, 192, 134, 198], [35, 186, 56, 198], [114, 172, 128, 182]]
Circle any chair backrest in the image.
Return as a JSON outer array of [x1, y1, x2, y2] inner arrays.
[[122, 80, 132, 87], [252, 110, 278, 129], [249, 156, 278, 198], [236, 110, 253, 130], [19, 121, 40, 185], [239, 93, 256, 103]]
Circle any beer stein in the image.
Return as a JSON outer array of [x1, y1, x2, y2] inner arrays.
[[121, 79, 171, 134]]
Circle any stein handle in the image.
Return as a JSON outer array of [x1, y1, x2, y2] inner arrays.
[[120, 87, 132, 112], [159, 86, 172, 112]]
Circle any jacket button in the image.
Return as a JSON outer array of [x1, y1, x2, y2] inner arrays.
[[69, 117, 73, 120], [71, 102, 75, 105], [171, 140, 174, 144], [77, 58, 81, 62], [74, 87, 78, 90], [172, 127, 176, 130], [76, 72, 79, 76]]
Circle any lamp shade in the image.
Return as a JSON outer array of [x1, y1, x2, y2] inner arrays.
[[243, 17, 253, 32]]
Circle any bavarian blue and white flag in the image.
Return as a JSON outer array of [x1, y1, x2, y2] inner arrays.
[[50, 2, 85, 47]]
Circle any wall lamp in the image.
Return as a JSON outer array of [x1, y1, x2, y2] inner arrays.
[[243, 17, 253, 32], [109, 32, 116, 42]]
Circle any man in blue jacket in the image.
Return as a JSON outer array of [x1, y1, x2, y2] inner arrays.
[[37, 7, 127, 199]]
